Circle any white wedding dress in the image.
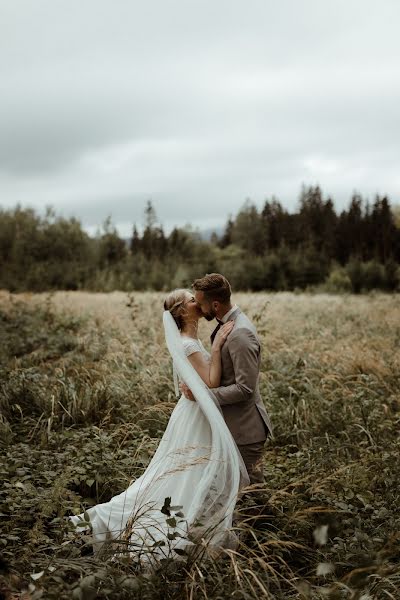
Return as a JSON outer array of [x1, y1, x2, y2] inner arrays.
[[70, 312, 249, 563]]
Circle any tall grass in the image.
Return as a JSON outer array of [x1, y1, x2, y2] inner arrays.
[[0, 290, 399, 599]]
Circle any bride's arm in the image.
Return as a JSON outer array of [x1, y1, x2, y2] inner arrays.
[[187, 322, 234, 388], [187, 347, 221, 388]]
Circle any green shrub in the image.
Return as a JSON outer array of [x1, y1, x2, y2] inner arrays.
[[346, 258, 363, 293], [363, 260, 385, 290], [384, 259, 400, 291], [324, 265, 352, 293]]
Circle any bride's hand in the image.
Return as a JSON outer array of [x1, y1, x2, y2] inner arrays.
[[213, 321, 234, 350], [180, 382, 195, 401]]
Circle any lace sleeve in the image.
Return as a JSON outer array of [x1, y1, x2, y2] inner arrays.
[[182, 338, 202, 357]]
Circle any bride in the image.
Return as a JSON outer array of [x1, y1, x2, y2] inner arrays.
[[69, 289, 249, 563]]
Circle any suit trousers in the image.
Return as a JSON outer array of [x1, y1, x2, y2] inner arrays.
[[237, 440, 265, 485]]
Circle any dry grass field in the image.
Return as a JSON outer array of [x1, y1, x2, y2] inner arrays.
[[0, 290, 399, 599]]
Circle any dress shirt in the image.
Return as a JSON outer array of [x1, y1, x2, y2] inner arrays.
[[220, 304, 238, 323]]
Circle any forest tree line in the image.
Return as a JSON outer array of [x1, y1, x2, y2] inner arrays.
[[1, 186, 399, 293]]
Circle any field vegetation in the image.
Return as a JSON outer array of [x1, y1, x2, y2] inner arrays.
[[0, 291, 399, 599]]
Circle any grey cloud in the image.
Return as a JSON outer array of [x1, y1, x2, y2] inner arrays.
[[0, 0, 399, 230]]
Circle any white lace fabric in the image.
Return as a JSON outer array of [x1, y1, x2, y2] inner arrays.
[[181, 337, 204, 357]]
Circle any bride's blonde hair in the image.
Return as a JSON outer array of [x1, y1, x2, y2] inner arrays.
[[163, 289, 191, 330]]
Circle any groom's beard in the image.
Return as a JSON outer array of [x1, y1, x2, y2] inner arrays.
[[203, 308, 217, 321]]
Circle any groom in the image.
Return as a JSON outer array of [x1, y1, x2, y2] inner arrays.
[[181, 272, 273, 485]]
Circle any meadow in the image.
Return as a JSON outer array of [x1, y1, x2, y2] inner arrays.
[[0, 290, 399, 600]]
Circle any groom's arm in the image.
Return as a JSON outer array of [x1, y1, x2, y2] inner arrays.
[[212, 328, 260, 406]]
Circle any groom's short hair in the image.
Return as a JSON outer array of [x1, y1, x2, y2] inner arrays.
[[192, 273, 231, 304]]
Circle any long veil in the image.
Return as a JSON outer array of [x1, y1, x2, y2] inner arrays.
[[163, 311, 249, 544], [70, 312, 250, 559]]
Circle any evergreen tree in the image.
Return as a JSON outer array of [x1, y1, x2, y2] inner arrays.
[[232, 200, 264, 255], [98, 216, 127, 266], [336, 194, 364, 264], [261, 198, 286, 250], [219, 216, 235, 248], [370, 196, 397, 263], [298, 185, 331, 253], [130, 225, 141, 254], [141, 201, 167, 259], [1, 187, 399, 293], [144, 199, 157, 230]]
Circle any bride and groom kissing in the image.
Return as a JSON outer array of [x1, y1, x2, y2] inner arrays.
[[70, 273, 273, 560]]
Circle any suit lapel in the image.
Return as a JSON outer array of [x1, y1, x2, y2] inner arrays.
[[210, 307, 242, 345]]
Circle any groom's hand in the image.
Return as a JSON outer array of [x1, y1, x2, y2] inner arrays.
[[180, 382, 195, 401]]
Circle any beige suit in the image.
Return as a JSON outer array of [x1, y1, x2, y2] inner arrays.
[[211, 307, 273, 482]]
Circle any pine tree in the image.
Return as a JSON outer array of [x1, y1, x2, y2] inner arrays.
[[371, 196, 397, 263], [130, 225, 141, 254], [219, 216, 235, 248]]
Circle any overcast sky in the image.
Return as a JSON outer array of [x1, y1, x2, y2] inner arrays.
[[1, 0, 399, 236]]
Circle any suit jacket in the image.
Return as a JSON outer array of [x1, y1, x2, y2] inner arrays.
[[211, 307, 273, 446]]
